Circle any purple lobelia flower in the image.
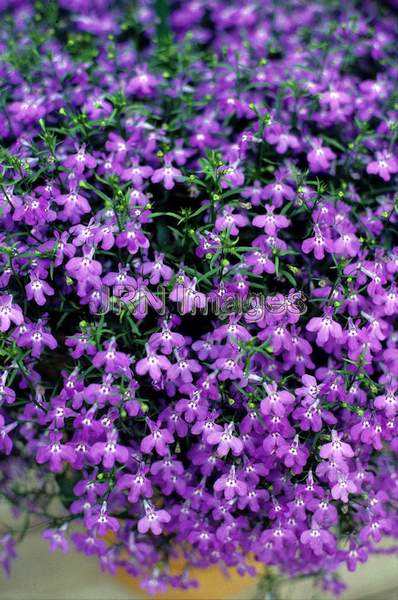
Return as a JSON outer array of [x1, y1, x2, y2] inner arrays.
[[90, 429, 129, 469], [151, 155, 182, 190], [137, 501, 171, 535], [117, 465, 153, 503], [260, 383, 295, 417], [2, 0, 398, 593], [36, 431, 75, 473], [148, 322, 185, 355], [207, 423, 243, 457], [140, 419, 174, 456], [307, 139, 336, 173], [25, 271, 54, 306], [136, 346, 171, 381], [214, 466, 247, 500], [0, 415, 17, 455], [319, 430, 354, 465], [42, 525, 69, 553], [306, 308, 343, 345], [65, 248, 102, 297], [300, 521, 336, 556], [0, 295, 23, 332], [366, 150, 398, 181], [85, 502, 119, 536], [63, 144, 97, 174]]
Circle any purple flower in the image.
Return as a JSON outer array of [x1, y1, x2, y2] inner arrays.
[[302, 225, 334, 260], [374, 387, 398, 417], [17, 320, 57, 358], [0, 295, 23, 332], [215, 206, 248, 236], [260, 383, 295, 417], [167, 355, 201, 383], [90, 430, 129, 469], [151, 157, 182, 190], [307, 139, 336, 172], [264, 123, 299, 154], [331, 475, 357, 503], [25, 271, 54, 306], [141, 253, 173, 285], [126, 67, 159, 97], [252, 206, 290, 235], [276, 435, 309, 474], [319, 430, 354, 465], [136, 347, 171, 381], [140, 419, 174, 456], [306, 308, 343, 345], [36, 431, 75, 472], [63, 145, 96, 174], [0, 415, 17, 455], [169, 277, 207, 314], [85, 502, 119, 536], [65, 249, 102, 296], [92, 339, 131, 374], [137, 502, 171, 536], [367, 150, 398, 181], [148, 323, 185, 355], [117, 467, 153, 503], [207, 423, 243, 457], [42, 526, 69, 553], [115, 222, 150, 255], [300, 522, 336, 556], [214, 466, 247, 500]]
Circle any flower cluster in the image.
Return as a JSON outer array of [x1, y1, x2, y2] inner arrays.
[[0, 0, 398, 596]]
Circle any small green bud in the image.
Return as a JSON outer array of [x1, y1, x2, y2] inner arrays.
[[97, 473, 105, 481], [120, 408, 127, 419], [221, 259, 230, 267], [79, 320, 88, 328]]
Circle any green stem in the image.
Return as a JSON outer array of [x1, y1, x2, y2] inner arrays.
[[154, 0, 171, 46]]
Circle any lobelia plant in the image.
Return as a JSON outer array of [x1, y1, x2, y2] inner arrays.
[[0, 0, 398, 597]]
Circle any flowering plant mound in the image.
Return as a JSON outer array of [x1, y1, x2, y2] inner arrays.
[[1, 0, 398, 596]]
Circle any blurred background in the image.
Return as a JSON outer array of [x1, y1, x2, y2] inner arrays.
[[1, 503, 398, 600]]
